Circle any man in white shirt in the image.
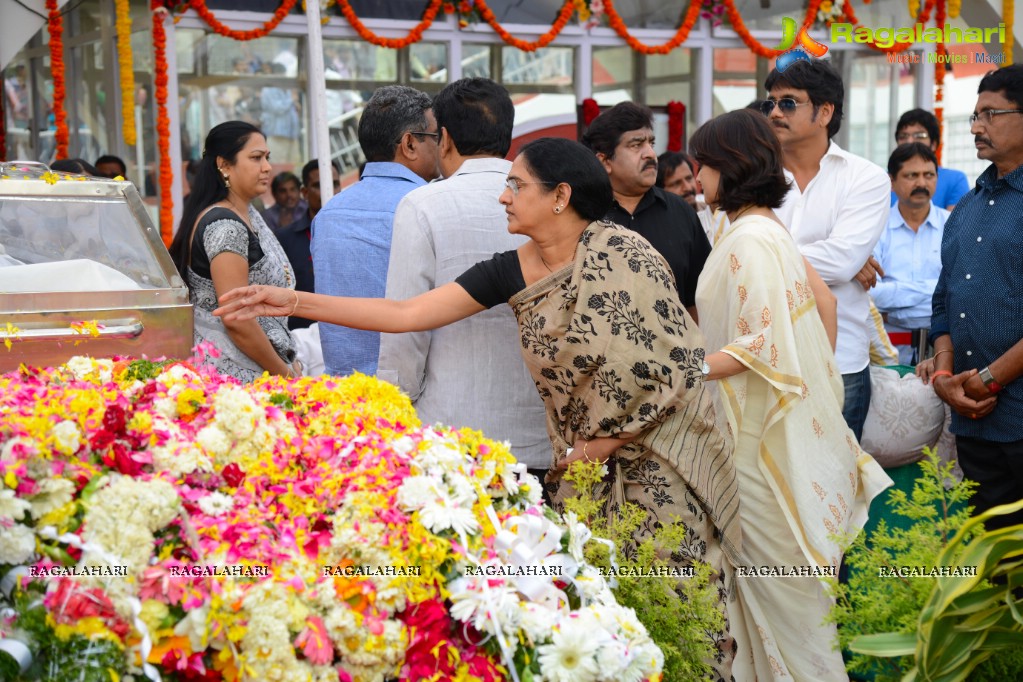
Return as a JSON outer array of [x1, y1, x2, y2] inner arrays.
[[377, 78, 551, 476], [872, 143, 950, 365], [764, 60, 891, 440]]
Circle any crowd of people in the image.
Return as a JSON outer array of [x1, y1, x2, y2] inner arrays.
[[62, 59, 1023, 679]]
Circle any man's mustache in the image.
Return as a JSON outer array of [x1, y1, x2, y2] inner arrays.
[[975, 136, 993, 146], [911, 188, 930, 197], [643, 161, 657, 171]]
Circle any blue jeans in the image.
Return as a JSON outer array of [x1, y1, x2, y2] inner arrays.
[[842, 365, 872, 442]]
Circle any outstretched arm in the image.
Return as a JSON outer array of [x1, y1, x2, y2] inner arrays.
[[215, 281, 486, 333]]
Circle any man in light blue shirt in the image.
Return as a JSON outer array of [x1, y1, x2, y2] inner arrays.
[[873, 142, 950, 364], [312, 85, 439, 375], [890, 108, 970, 211]]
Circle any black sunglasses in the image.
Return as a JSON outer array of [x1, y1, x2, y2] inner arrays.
[[760, 98, 812, 115]]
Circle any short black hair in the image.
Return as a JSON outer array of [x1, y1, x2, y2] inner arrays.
[[50, 158, 99, 175], [655, 151, 691, 188], [895, 109, 941, 147], [581, 101, 653, 159], [94, 154, 127, 175], [300, 158, 341, 187], [518, 138, 612, 222], [764, 60, 845, 139], [978, 64, 1023, 109], [358, 85, 433, 162], [433, 78, 514, 158], [689, 109, 791, 213], [271, 171, 300, 194], [888, 142, 938, 177]]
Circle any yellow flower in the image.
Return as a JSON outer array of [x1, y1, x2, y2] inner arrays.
[[3, 321, 21, 350], [820, 1, 833, 12], [41, 171, 60, 185]]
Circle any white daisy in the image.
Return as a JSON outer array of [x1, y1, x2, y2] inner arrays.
[[537, 620, 602, 682]]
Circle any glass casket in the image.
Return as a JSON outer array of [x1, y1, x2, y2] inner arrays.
[[0, 164, 192, 371]]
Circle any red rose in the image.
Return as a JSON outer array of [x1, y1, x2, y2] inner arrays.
[[222, 463, 245, 487]]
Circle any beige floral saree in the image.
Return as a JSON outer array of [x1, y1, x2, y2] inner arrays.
[[509, 220, 740, 680]]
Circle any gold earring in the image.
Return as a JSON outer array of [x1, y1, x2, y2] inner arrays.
[[221, 169, 231, 188]]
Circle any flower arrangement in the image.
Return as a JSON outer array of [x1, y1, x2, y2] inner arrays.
[[0, 354, 664, 682], [700, 0, 727, 28], [815, 0, 845, 26]]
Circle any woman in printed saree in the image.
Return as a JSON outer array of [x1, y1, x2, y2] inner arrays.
[[689, 109, 892, 681], [216, 137, 741, 680]]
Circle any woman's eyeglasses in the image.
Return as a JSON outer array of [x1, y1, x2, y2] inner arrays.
[[896, 131, 930, 142], [504, 178, 552, 195], [760, 98, 812, 116]]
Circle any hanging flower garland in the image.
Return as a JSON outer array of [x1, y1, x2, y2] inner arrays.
[[933, 0, 946, 165], [115, 0, 137, 146], [581, 97, 600, 126], [723, 0, 823, 58], [46, 0, 69, 160], [666, 100, 685, 152], [474, 0, 575, 52], [188, 0, 298, 40], [603, 0, 703, 55], [1005, 0, 1015, 65], [151, 2, 174, 246], [338, 0, 443, 49]]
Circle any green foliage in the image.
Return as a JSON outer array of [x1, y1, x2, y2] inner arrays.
[[561, 460, 726, 681], [829, 447, 1023, 682], [268, 392, 295, 410], [121, 357, 173, 382]]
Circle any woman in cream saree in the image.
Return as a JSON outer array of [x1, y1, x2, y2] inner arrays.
[[691, 110, 891, 681]]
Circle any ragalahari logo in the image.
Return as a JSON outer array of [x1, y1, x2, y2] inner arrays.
[[775, 17, 829, 72]]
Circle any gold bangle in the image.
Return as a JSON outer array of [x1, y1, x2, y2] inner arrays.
[[582, 440, 591, 462], [933, 349, 952, 360], [289, 290, 300, 316]]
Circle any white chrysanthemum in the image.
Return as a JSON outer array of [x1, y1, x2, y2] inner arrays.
[[0, 523, 36, 564], [51, 420, 81, 456], [152, 396, 178, 419], [0, 488, 31, 521], [28, 477, 75, 519], [414, 430, 467, 470], [161, 363, 200, 383], [537, 621, 602, 682], [594, 638, 632, 681], [449, 575, 520, 637], [395, 475, 438, 509], [519, 601, 558, 643], [151, 442, 211, 477], [574, 565, 607, 602], [397, 474, 479, 536], [1, 437, 30, 465], [212, 386, 261, 440], [82, 476, 180, 573], [63, 356, 114, 382], [197, 492, 234, 517], [419, 500, 479, 536], [195, 424, 231, 459]]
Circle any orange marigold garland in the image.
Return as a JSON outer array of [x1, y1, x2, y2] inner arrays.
[[152, 2, 174, 246], [47, 0, 69, 160], [115, 0, 137, 146], [338, 0, 443, 49], [604, 0, 703, 55], [1005, 0, 1014, 65], [724, 0, 823, 58], [189, 0, 298, 40], [474, 0, 575, 52]]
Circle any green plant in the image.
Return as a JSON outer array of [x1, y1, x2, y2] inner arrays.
[[829, 447, 1023, 682], [561, 460, 726, 681]]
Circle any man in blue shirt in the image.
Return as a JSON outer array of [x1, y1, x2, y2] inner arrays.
[[873, 143, 949, 365], [312, 85, 439, 375], [891, 108, 970, 211], [929, 64, 1023, 529]]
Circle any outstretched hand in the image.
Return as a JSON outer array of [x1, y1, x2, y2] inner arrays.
[[214, 285, 295, 322]]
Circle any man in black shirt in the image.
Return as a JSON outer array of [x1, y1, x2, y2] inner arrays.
[[583, 102, 712, 321]]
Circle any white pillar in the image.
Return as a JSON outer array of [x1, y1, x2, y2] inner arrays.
[[305, 0, 333, 203]]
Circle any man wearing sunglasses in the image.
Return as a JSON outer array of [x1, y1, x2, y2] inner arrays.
[[312, 85, 440, 376], [377, 78, 550, 482], [764, 59, 891, 441], [891, 108, 970, 211], [929, 64, 1023, 530]]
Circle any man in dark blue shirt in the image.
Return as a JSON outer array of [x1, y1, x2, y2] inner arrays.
[[929, 64, 1023, 529]]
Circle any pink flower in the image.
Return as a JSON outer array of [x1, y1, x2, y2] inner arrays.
[[295, 616, 333, 665]]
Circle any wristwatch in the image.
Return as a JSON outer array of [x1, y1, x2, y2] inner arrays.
[[978, 366, 1003, 393], [701, 360, 711, 376]]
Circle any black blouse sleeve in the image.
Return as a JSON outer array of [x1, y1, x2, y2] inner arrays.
[[455, 250, 526, 308]]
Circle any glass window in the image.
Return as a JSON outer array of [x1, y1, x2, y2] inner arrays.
[[410, 43, 448, 83], [502, 47, 573, 89], [593, 46, 634, 103], [710, 48, 762, 116], [462, 44, 493, 80], [3, 62, 34, 161], [846, 54, 914, 167]]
